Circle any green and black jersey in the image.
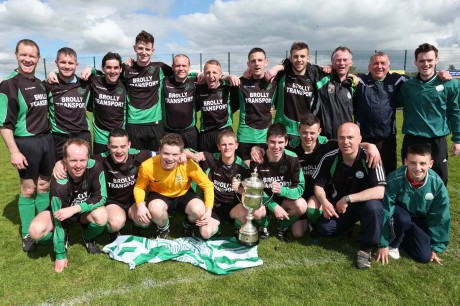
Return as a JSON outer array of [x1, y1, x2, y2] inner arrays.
[[274, 61, 324, 137], [199, 152, 249, 204], [289, 137, 336, 199], [195, 82, 239, 132], [0, 70, 50, 136], [89, 74, 127, 145], [44, 75, 91, 135], [237, 77, 277, 144], [50, 159, 107, 259], [250, 150, 305, 211], [162, 75, 197, 131], [122, 61, 173, 125], [95, 149, 152, 204]]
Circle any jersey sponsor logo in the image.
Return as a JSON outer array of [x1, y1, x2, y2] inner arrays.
[[131, 75, 159, 88], [213, 179, 233, 193], [425, 193, 434, 201], [285, 83, 313, 97], [95, 93, 124, 107], [355, 171, 364, 179], [202, 99, 227, 112], [71, 191, 90, 206], [262, 176, 291, 189], [108, 174, 136, 189]]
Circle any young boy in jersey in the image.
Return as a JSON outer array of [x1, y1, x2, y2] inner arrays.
[[236, 48, 279, 164], [195, 59, 239, 153], [185, 130, 268, 238], [28, 138, 108, 272], [44, 47, 92, 160], [250, 123, 307, 242], [133, 133, 217, 239], [376, 144, 450, 265]]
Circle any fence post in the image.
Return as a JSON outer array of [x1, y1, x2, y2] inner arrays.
[[285, 50, 288, 59], [200, 53, 203, 72], [93, 56, 96, 68], [228, 52, 231, 74], [315, 50, 317, 64], [172, 53, 174, 63], [43, 58, 47, 77], [404, 50, 407, 72]]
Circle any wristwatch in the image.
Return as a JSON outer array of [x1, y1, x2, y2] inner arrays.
[[344, 195, 351, 205]]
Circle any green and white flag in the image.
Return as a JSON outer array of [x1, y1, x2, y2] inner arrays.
[[102, 236, 263, 275]]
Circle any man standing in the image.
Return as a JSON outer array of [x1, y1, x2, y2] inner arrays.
[[273, 42, 324, 140], [123, 30, 173, 151], [133, 133, 216, 239], [0, 39, 55, 252], [354, 52, 408, 174], [251, 123, 306, 241], [399, 43, 460, 185], [195, 59, 239, 153], [44, 47, 92, 160], [236, 48, 278, 164], [314, 46, 355, 139], [376, 144, 450, 265], [313, 123, 386, 269], [28, 138, 108, 272], [162, 54, 199, 150]]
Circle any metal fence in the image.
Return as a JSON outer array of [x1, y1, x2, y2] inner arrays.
[[2, 49, 460, 81]]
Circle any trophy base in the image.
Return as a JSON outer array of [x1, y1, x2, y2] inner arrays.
[[237, 230, 259, 246]]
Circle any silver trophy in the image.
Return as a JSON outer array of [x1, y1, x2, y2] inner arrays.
[[237, 168, 265, 246]]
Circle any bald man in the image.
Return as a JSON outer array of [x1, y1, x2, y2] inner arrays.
[[312, 122, 386, 269]]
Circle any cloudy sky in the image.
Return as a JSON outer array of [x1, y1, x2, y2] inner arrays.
[[1, 0, 460, 73]]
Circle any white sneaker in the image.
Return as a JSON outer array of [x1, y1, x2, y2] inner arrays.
[[388, 247, 400, 260]]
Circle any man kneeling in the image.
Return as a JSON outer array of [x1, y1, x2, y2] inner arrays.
[[132, 133, 216, 239], [28, 138, 108, 272]]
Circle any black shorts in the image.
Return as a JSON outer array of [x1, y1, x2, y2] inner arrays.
[[106, 199, 132, 215], [15, 133, 55, 179], [237, 142, 267, 161], [198, 126, 233, 153], [212, 201, 239, 223], [126, 122, 164, 151], [147, 189, 200, 215], [52, 131, 92, 160], [165, 126, 198, 151], [362, 134, 396, 175]]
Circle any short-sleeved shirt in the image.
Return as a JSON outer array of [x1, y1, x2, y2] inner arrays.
[[162, 75, 197, 131], [195, 82, 239, 132], [199, 152, 249, 204], [237, 77, 277, 144], [0, 70, 50, 136], [122, 61, 173, 124], [289, 138, 337, 199], [313, 147, 386, 203], [44, 75, 91, 135], [94, 149, 152, 204]]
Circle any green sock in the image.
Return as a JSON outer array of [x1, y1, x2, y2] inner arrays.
[[83, 222, 106, 241], [35, 192, 50, 213], [18, 196, 36, 238], [37, 231, 53, 245], [306, 208, 323, 224], [278, 215, 299, 229], [106, 222, 125, 234], [256, 216, 270, 228], [159, 219, 170, 231]]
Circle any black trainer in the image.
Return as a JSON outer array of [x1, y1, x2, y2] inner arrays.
[[157, 228, 170, 239], [109, 231, 120, 243], [22, 234, 37, 252], [277, 227, 289, 242], [258, 227, 270, 240], [83, 236, 101, 254]]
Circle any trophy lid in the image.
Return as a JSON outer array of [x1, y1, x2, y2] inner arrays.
[[243, 167, 264, 189]]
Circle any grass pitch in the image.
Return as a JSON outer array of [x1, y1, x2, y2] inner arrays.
[[1, 112, 460, 305]]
